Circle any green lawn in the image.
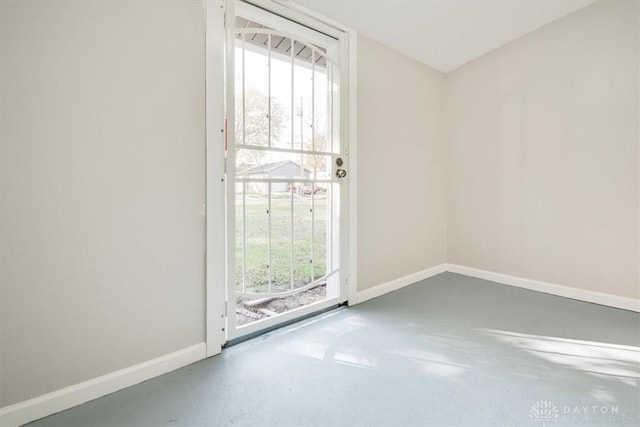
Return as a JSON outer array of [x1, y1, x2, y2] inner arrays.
[[236, 192, 328, 294]]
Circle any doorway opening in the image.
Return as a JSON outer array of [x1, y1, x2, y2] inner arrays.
[[223, 1, 352, 341]]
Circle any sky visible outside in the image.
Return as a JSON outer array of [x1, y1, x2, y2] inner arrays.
[[235, 42, 332, 165]]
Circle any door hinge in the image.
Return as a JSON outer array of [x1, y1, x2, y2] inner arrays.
[[221, 301, 227, 333], [223, 3, 226, 27]]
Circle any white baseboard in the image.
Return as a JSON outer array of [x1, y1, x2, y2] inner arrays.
[[356, 263, 447, 304], [0, 342, 207, 427], [446, 264, 640, 313], [355, 262, 639, 312]]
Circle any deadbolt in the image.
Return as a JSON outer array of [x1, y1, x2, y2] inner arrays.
[[336, 157, 344, 167]]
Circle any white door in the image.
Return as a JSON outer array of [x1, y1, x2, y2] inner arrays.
[[225, 1, 350, 340]]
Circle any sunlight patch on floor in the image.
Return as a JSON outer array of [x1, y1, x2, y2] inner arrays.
[[387, 347, 470, 379], [333, 350, 378, 369], [477, 329, 640, 386]]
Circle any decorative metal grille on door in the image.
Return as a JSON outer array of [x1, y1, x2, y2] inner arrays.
[[231, 16, 344, 328]]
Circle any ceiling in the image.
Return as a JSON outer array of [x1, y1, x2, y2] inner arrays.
[[293, 0, 597, 72]]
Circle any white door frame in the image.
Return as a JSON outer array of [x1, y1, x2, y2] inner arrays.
[[205, 0, 357, 355], [205, 0, 227, 357]]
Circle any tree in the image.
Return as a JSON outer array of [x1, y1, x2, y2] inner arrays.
[[235, 89, 285, 167], [302, 105, 330, 178]]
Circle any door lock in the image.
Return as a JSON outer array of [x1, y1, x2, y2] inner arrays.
[[336, 169, 347, 179]]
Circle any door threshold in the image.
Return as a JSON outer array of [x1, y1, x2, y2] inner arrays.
[[224, 303, 346, 348]]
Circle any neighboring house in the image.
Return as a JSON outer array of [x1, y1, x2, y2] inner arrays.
[[236, 161, 311, 192]]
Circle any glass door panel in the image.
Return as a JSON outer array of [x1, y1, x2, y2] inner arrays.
[[228, 4, 346, 338]]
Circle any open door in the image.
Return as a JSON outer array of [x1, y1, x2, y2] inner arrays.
[[224, 0, 350, 340]]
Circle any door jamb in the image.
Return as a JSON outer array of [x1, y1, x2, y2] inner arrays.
[[205, 0, 227, 357]]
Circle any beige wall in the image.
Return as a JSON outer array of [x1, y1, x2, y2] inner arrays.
[[356, 35, 447, 291], [446, 0, 639, 299], [0, 1, 206, 406]]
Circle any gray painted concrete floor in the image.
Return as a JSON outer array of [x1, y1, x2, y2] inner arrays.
[[29, 273, 640, 427]]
